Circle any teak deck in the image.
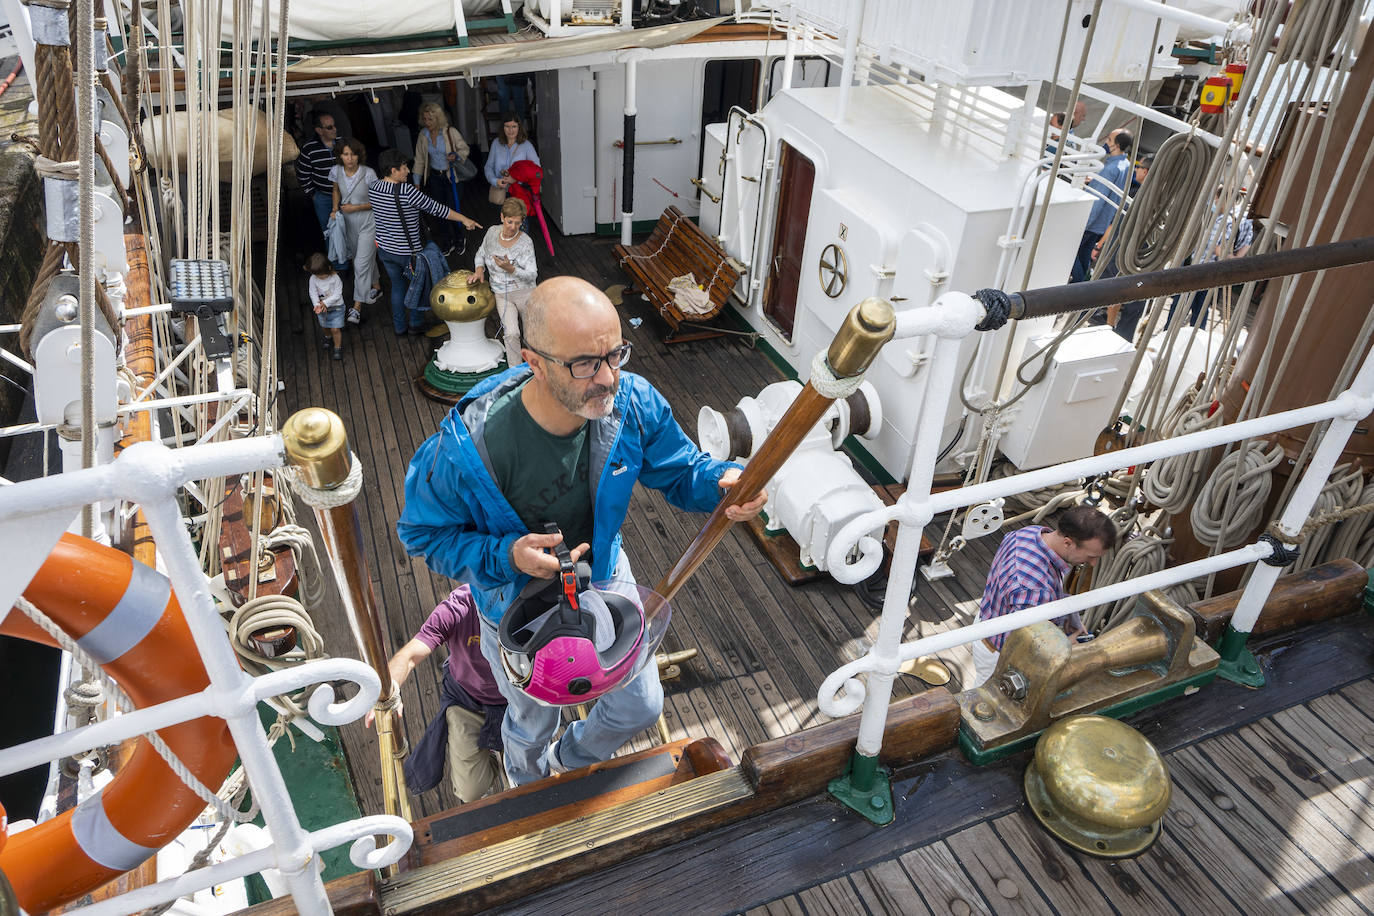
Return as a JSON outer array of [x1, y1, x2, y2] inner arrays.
[[276, 218, 1374, 914], [278, 220, 989, 822]]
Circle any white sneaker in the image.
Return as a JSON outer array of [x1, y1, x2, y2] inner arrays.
[[346, 307, 361, 325]]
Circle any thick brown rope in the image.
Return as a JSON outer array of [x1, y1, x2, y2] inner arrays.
[[95, 132, 129, 208], [21, 4, 122, 360], [1267, 501, 1374, 544]]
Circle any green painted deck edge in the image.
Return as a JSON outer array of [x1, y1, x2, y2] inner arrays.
[[245, 705, 364, 904], [957, 667, 1218, 766]]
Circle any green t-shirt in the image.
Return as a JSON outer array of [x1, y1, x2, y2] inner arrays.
[[484, 385, 595, 551]]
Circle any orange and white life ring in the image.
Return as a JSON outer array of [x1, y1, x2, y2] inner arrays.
[[0, 533, 237, 913]]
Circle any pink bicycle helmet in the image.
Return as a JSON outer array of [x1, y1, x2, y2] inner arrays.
[[498, 527, 648, 706]]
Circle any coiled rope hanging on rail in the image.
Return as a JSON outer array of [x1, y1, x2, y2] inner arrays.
[[1190, 442, 1286, 548]]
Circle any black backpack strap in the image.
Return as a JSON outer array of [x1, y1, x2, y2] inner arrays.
[[393, 181, 417, 254]]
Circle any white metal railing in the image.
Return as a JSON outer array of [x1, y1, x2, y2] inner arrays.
[[743, 0, 1231, 87], [815, 291, 1374, 760], [0, 435, 412, 915]]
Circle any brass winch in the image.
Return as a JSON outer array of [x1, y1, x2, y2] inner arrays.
[[1025, 714, 1171, 858], [958, 591, 1218, 763]]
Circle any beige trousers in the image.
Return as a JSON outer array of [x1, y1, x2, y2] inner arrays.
[[495, 285, 534, 367], [445, 705, 504, 802]]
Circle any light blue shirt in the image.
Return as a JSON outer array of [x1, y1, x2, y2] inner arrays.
[[484, 140, 540, 187], [418, 128, 451, 174], [1085, 153, 1131, 236]]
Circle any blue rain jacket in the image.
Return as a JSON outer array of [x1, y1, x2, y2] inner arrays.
[[397, 366, 738, 625]]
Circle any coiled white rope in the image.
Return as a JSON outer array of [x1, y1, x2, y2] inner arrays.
[[808, 350, 865, 400], [13, 595, 259, 824], [1140, 405, 1223, 516], [227, 593, 328, 721], [284, 452, 364, 510], [263, 523, 327, 610], [1084, 527, 1173, 631], [1190, 442, 1285, 548], [1292, 464, 1365, 571], [1326, 473, 1374, 567]]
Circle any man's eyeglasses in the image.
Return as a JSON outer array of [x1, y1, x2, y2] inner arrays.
[[320, 124, 338, 132], [525, 342, 632, 379]]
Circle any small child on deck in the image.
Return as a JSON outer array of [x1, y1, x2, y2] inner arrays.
[[307, 252, 346, 361]]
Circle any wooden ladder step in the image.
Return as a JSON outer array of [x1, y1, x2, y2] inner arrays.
[[382, 768, 753, 914]]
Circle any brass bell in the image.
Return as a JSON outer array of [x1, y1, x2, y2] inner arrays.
[[1024, 714, 1170, 858], [429, 269, 495, 323]]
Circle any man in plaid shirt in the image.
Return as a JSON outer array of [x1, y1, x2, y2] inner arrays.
[[971, 505, 1117, 687]]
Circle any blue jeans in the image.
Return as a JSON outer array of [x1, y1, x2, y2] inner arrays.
[[477, 550, 664, 786], [378, 248, 421, 334], [1071, 229, 1102, 283], [311, 190, 332, 233]]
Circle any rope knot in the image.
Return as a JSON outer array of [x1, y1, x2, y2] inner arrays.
[[1258, 531, 1301, 567], [808, 349, 864, 400], [64, 680, 104, 708], [973, 288, 1013, 331], [286, 451, 364, 509], [34, 155, 80, 179]]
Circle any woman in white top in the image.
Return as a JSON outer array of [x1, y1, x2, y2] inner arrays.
[[329, 137, 379, 325], [413, 102, 472, 254], [469, 197, 537, 366]]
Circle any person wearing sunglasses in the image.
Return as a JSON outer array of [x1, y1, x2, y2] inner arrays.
[[295, 110, 341, 238], [398, 275, 766, 787]]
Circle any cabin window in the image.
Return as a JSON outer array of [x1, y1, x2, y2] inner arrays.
[[767, 56, 834, 100], [700, 59, 761, 176]]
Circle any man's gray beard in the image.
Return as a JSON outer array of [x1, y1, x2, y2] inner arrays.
[[551, 378, 618, 419]]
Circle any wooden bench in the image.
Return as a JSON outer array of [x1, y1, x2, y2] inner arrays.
[[614, 205, 746, 344]]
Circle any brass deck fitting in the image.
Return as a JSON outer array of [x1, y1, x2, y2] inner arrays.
[[1025, 714, 1171, 858]]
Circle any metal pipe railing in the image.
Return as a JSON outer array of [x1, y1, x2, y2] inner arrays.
[[819, 260, 1374, 774], [0, 431, 412, 915]]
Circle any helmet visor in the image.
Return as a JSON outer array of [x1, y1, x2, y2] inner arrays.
[[589, 579, 672, 684]]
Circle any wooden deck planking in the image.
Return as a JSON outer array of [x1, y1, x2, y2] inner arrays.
[[989, 812, 1122, 915], [738, 671, 1374, 916], [898, 842, 994, 915], [942, 821, 1058, 915], [848, 860, 935, 916], [796, 877, 878, 916], [1169, 745, 1367, 914]]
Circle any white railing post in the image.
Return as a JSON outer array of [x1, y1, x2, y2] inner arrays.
[[828, 292, 980, 823], [1213, 343, 1374, 684]]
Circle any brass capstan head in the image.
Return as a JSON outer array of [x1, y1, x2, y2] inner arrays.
[[430, 270, 495, 322], [1024, 714, 1171, 858]]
